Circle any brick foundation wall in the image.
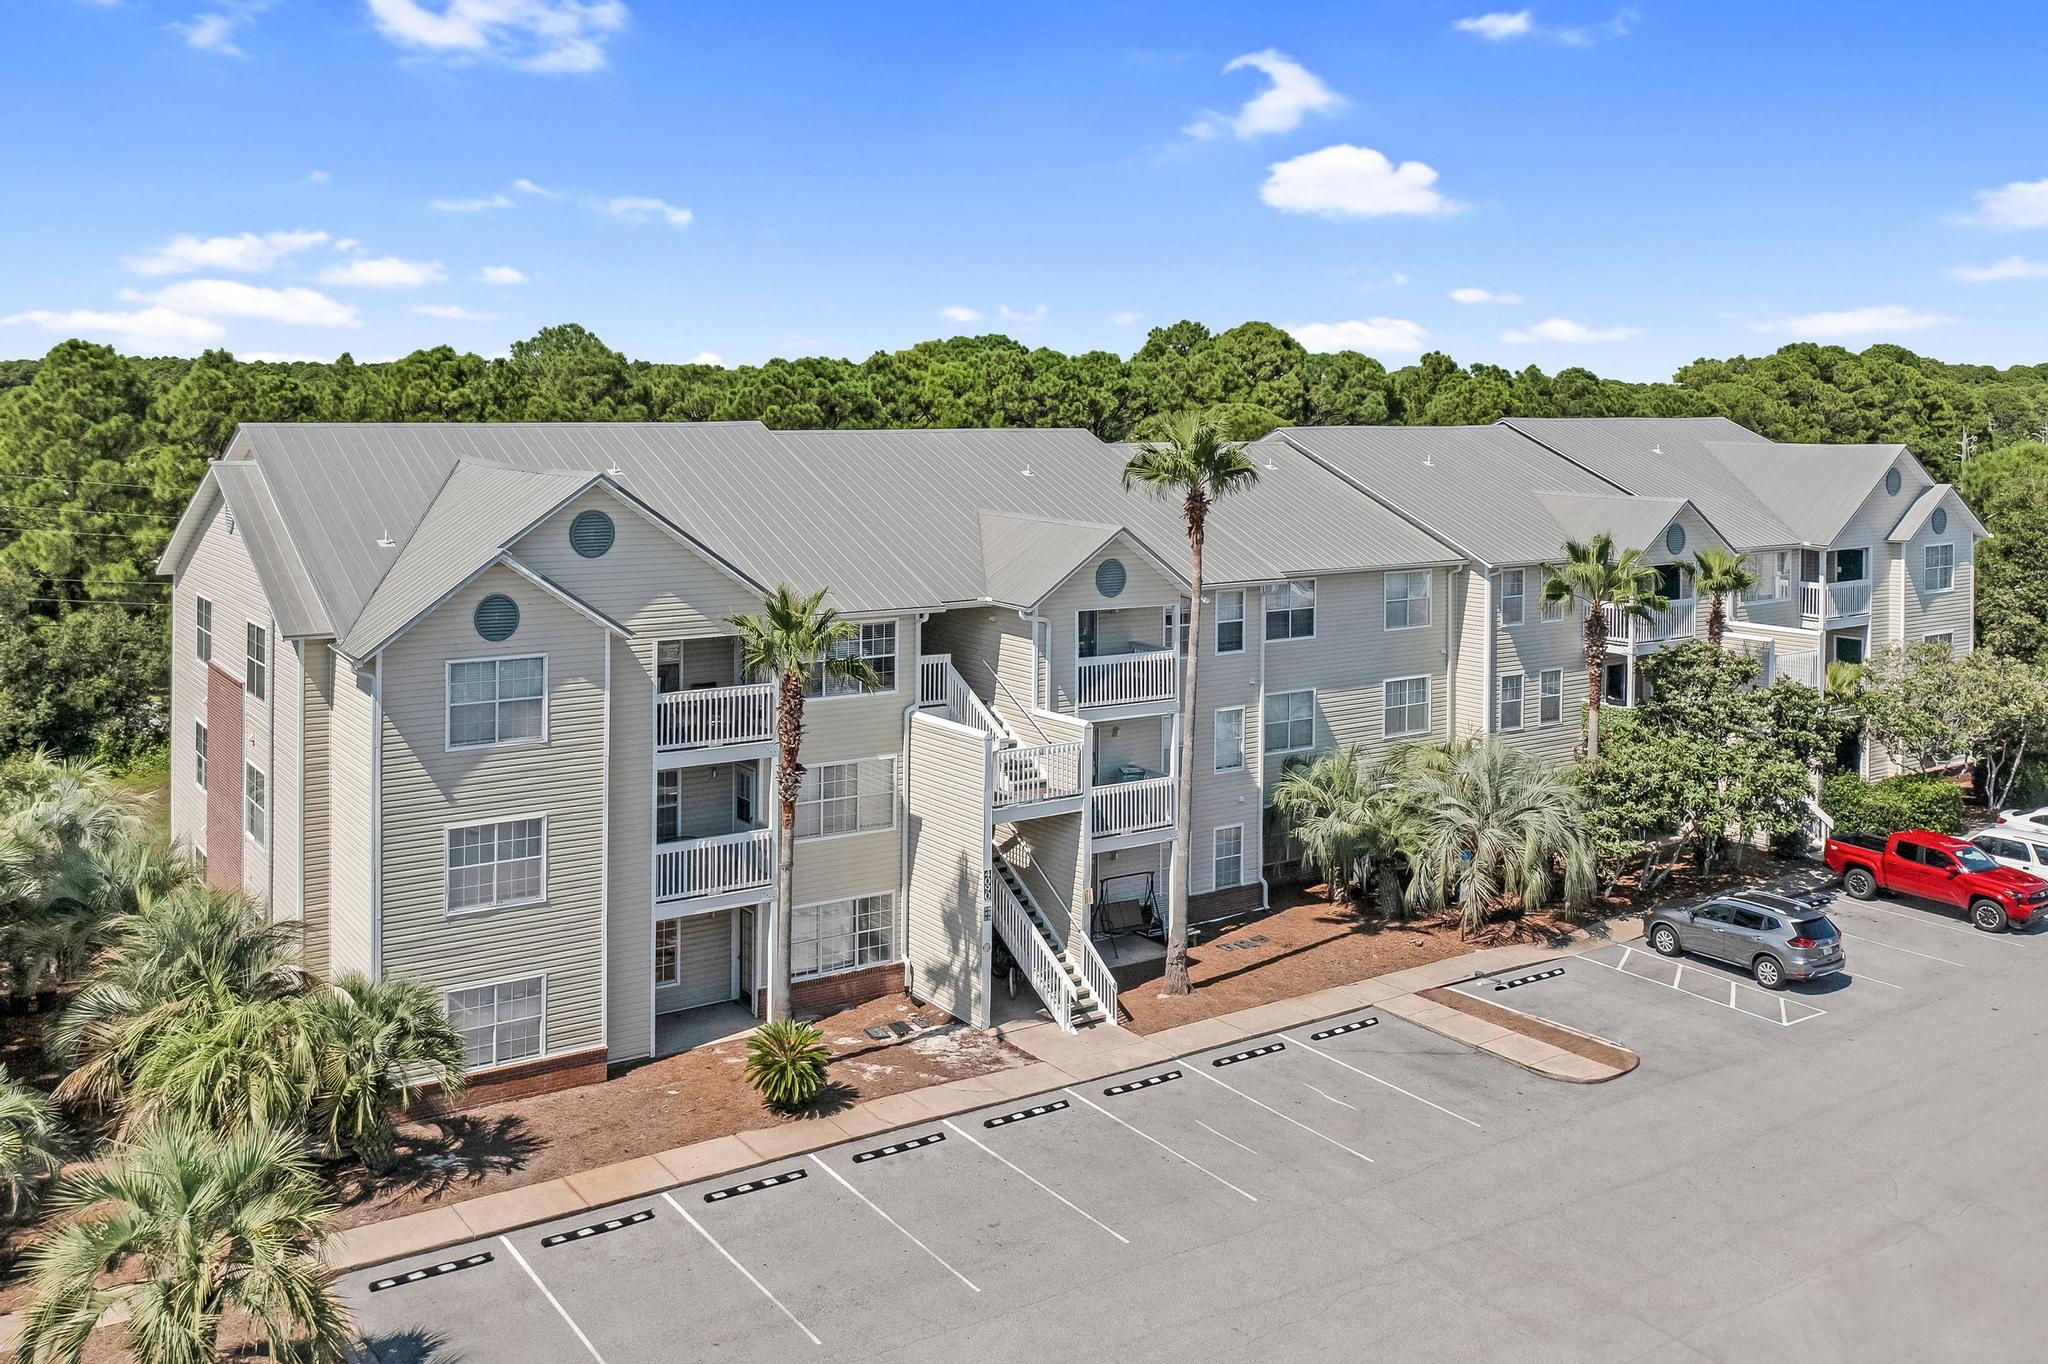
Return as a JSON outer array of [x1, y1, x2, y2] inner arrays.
[[1191, 883, 1264, 923], [752, 962, 906, 1019], [417, 1047, 609, 1112]]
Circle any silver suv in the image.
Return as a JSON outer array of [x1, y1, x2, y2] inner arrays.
[[1642, 890, 1846, 989]]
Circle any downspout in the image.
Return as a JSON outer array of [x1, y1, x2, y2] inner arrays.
[[1481, 570, 1498, 736], [896, 612, 929, 997], [1255, 580, 1272, 912], [368, 651, 383, 980], [598, 628, 610, 1058]]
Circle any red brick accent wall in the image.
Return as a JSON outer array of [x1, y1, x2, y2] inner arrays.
[[416, 1047, 610, 1112], [751, 962, 906, 1019], [204, 664, 244, 890], [1190, 884, 1264, 924]]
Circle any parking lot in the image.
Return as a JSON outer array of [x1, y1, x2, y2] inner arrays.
[[345, 886, 2048, 1363]]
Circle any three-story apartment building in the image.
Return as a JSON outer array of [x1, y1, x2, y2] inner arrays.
[[158, 416, 1982, 1099]]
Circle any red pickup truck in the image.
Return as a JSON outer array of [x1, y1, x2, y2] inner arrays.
[[1824, 829, 2048, 933]]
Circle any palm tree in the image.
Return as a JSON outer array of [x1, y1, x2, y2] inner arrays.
[[17, 1122, 352, 1364], [0, 1069, 67, 1219], [1121, 412, 1261, 996], [1539, 535, 1670, 761], [1406, 737, 1595, 935], [730, 587, 878, 1022], [1270, 745, 1419, 923], [307, 973, 466, 1169], [1688, 546, 1756, 647]]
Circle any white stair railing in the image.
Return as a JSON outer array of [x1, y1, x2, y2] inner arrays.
[[995, 741, 1083, 807], [993, 876, 1074, 1032], [1069, 933, 1118, 1028], [655, 828, 774, 901], [655, 683, 776, 750], [1089, 775, 1176, 837], [917, 654, 1010, 743]]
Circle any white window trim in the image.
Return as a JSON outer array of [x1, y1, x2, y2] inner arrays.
[[1212, 823, 1245, 891], [1382, 673, 1433, 739], [243, 758, 266, 848], [443, 654, 550, 753], [1382, 570, 1433, 632], [1923, 543, 1956, 595], [1213, 706, 1246, 773], [244, 619, 268, 700], [1498, 569, 1526, 627], [1262, 688, 1316, 755], [805, 618, 901, 702], [1832, 544, 1872, 584], [1263, 579, 1317, 643], [443, 972, 549, 1074], [652, 919, 681, 987], [1539, 667, 1565, 727], [789, 890, 898, 981], [1214, 589, 1246, 655], [1922, 631, 1956, 646], [193, 719, 208, 793], [195, 596, 213, 662], [1497, 671, 1526, 733], [794, 757, 898, 843], [442, 812, 550, 916]]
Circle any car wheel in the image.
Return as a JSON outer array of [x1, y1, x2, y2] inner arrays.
[[1752, 955, 1785, 989], [1843, 867, 1877, 900], [1650, 925, 1682, 956], [1971, 899, 2010, 933]]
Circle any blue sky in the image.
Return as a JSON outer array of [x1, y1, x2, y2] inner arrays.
[[4, 1, 2045, 379]]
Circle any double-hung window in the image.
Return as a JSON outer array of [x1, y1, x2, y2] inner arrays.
[[1922, 632, 1955, 650], [1262, 690, 1314, 754], [446, 817, 546, 911], [796, 758, 895, 839], [1540, 588, 1569, 623], [1497, 673, 1525, 731], [1924, 544, 1955, 593], [1540, 668, 1564, 725], [655, 770, 682, 844], [792, 894, 894, 979], [809, 621, 897, 697], [193, 721, 208, 791], [245, 623, 267, 700], [1384, 676, 1431, 737], [447, 657, 545, 748], [1214, 706, 1245, 772], [1264, 581, 1316, 641], [446, 976, 544, 1070], [1213, 826, 1244, 890], [243, 762, 266, 845], [195, 598, 213, 662], [1384, 570, 1431, 630], [1215, 590, 1245, 654], [1498, 569, 1525, 626]]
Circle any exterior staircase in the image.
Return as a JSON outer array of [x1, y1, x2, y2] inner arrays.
[[993, 854, 1107, 1028]]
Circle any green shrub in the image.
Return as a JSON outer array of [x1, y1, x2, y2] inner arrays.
[[743, 1019, 831, 1112], [1821, 772, 1966, 837]]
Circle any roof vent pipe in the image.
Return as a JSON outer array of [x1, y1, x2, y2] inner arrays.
[[376, 528, 395, 548]]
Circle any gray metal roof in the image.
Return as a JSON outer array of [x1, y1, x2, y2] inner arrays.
[[1531, 492, 1729, 557], [1888, 484, 1987, 543], [208, 462, 332, 637], [1697, 441, 1915, 547], [1497, 416, 1799, 549], [978, 512, 1137, 609]]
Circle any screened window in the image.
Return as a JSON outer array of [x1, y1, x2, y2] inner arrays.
[[796, 759, 895, 839], [1215, 590, 1245, 654], [1384, 677, 1430, 737], [809, 621, 897, 697], [195, 597, 213, 662], [1214, 707, 1245, 772], [1924, 544, 1955, 592], [1263, 690, 1314, 753], [243, 762, 266, 846], [446, 817, 546, 911], [1540, 668, 1564, 725], [1264, 581, 1316, 641], [1744, 551, 1792, 603], [446, 976, 544, 1070], [1498, 673, 1525, 731], [792, 894, 894, 979], [245, 623, 267, 700], [1384, 571, 1432, 630], [193, 721, 207, 791], [1213, 826, 1244, 890], [1498, 569, 1525, 626], [447, 657, 545, 748]]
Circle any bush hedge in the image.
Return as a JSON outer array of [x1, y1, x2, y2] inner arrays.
[[1820, 772, 1966, 837]]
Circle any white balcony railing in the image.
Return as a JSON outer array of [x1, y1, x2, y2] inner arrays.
[[1604, 599, 1694, 646], [994, 741, 1084, 808], [655, 683, 775, 751], [655, 828, 774, 902], [1801, 579, 1871, 623], [1089, 774, 1176, 837], [1076, 648, 1178, 708]]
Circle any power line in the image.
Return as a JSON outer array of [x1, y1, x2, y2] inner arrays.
[[12, 598, 169, 609], [0, 505, 172, 523], [0, 525, 151, 539], [0, 470, 165, 492]]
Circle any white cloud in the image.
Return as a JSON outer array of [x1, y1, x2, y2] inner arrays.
[[1261, 144, 1462, 219], [1450, 286, 1523, 304], [604, 196, 693, 227], [364, 0, 629, 74], [1287, 318, 1431, 358], [1110, 310, 1143, 326], [1950, 256, 2048, 282], [1454, 10, 1532, 39], [1184, 49, 1344, 141], [938, 305, 982, 323], [1750, 305, 1947, 339], [688, 352, 725, 367], [0, 306, 226, 348], [513, 177, 555, 197], [412, 302, 495, 320], [1501, 316, 1642, 344], [430, 193, 514, 212], [332, 238, 363, 253], [132, 279, 360, 327], [1961, 177, 2048, 230], [479, 264, 528, 284], [318, 256, 447, 288], [122, 229, 329, 276], [998, 304, 1049, 322], [172, 2, 272, 57], [306, 169, 331, 184]]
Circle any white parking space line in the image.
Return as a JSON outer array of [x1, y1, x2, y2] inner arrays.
[[1837, 929, 1971, 968], [1846, 968, 1903, 988], [1281, 1032, 1485, 1130], [1837, 900, 2016, 942], [1571, 951, 1827, 1026], [807, 1155, 981, 1293], [1063, 1088, 1260, 1201], [660, 1193, 821, 1347], [1193, 1119, 1259, 1155], [941, 1119, 1129, 1244], [1303, 1082, 1357, 1110], [498, 1236, 609, 1364], [1178, 1061, 1377, 1166]]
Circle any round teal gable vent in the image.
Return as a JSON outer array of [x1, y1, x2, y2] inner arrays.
[[474, 593, 520, 642], [1094, 558, 1127, 598], [1665, 523, 1686, 555], [1885, 468, 1902, 496], [1932, 507, 1948, 534], [569, 508, 615, 558]]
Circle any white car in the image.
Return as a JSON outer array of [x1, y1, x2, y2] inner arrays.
[[1971, 830, 2048, 876], [1992, 806, 2048, 838]]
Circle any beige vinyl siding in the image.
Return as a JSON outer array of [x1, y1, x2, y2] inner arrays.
[[1902, 523, 1974, 650], [326, 652, 376, 979], [1450, 568, 1489, 742], [902, 713, 990, 1025], [655, 908, 734, 1014], [1492, 565, 1584, 765], [267, 641, 303, 919], [996, 813, 1086, 946], [1190, 581, 1264, 894], [1833, 452, 1932, 655], [922, 606, 1039, 736], [1641, 505, 1724, 644], [1093, 714, 1168, 780], [300, 647, 333, 977], [793, 826, 900, 901], [797, 616, 917, 766], [608, 635, 656, 1060], [1041, 536, 1182, 716], [509, 487, 761, 638], [379, 566, 609, 1065]]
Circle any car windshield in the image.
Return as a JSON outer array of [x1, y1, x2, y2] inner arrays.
[[1793, 917, 1838, 941], [1954, 846, 1999, 873]]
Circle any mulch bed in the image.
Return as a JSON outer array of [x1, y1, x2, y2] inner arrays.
[[1420, 986, 1638, 1073]]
